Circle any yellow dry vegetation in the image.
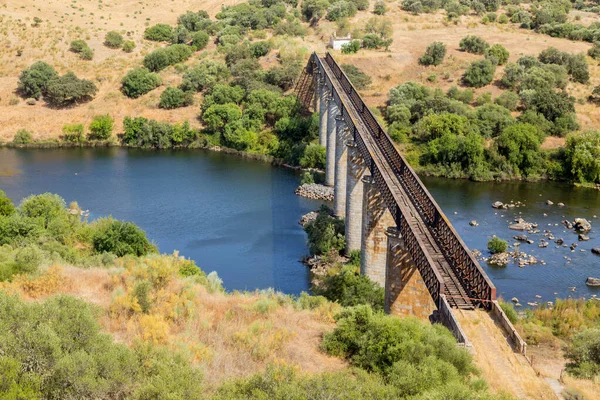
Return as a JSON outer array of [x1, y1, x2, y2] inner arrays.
[[3, 254, 345, 389]]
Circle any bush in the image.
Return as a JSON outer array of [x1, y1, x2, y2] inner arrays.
[[0, 191, 15, 217], [419, 41, 446, 66], [250, 41, 272, 58], [104, 31, 124, 48], [327, 1, 358, 21], [143, 45, 193, 72], [79, 46, 94, 60], [179, 60, 230, 92], [374, 0, 387, 14], [122, 40, 136, 53], [494, 91, 519, 111], [121, 68, 162, 98], [500, 301, 518, 324], [588, 42, 600, 60], [300, 171, 315, 184], [88, 115, 114, 140], [341, 64, 372, 89], [485, 44, 509, 65], [13, 129, 33, 144], [299, 143, 326, 169], [144, 24, 173, 41], [498, 14, 508, 23], [61, 123, 85, 143], [45, 73, 98, 107], [70, 39, 88, 53], [564, 130, 600, 184], [303, 206, 345, 255], [462, 59, 496, 87], [341, 39, 361, 54], [566, 328, 600, 378], [92, 219, 155, 257], [191, 31, 209, 51], [459, 35, 489, 54], [313, 265, 384, 311], [14, 245, 43, 274], [487, 237, 507, 253], [159, 87, 194, 109], [18, 61, 58, 100]]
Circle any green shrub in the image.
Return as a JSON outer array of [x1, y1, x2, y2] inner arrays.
[[564, 130, 600, 184], [303, 205, 345, 255], [498, 14, 508, 23], [374, 0, 387, 15], [327, 1, 358, 21], [313, 265, 384, 311], [565, 328, 600, 378], [462, 59, 496, 87], [500, 301, 518, 324], [70, 39, 88, 53], [79, 46, 94, 60], [122, 40, 136, 53], [45, 72, 98, 107], [17, 61, 58, 100], [121, 68, 162, 98], [487, 236, 507, 253], [191, 31, 210, 51], [104, 31, 124, 48], [88, 115, 114, 140], [299, 143, 326, 169], [419, 41, 446, 66], [14, 245, 43, 274], [13, 129, 33, 144], [144, 24, 173, 41], [588, 42, 600, 60], [250, 41, 272, 58], [341, 64, 372, 89], [143, 44, 193, 72], [459, 35, 489, 54], [300, 171, 315, 184], [494, 91, 519, 111], [179, 60, 230, 93], [485, 44, 509, 65], [0, 191, 15, 217], [92, 219, 155, 257], [159, 87, 194, 109], [341, 39, 361, 54], [61, 123, 85, 143]]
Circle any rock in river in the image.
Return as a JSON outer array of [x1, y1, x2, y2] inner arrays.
[[592, 248, 600, 256], [295, 183, 334, 201], [579, 234, 590, 241], [492, 201, 507, 209], [574, 218, 592, 233], [586, 277, 600, 287]]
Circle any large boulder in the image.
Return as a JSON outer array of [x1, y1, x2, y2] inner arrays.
[[573, 218, 592, 233], [492, 201, 506, 209], [585, 277, 600, 287], [592, 248, 600, 256]]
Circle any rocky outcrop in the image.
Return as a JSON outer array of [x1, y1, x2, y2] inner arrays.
[[585, 277, 600, 287], [509, 218, 537, 231], [298, 211, 318, 227], [295, 184, 334, 201]]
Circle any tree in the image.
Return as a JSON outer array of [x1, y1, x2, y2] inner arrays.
[[0, 191, 15, 217], [476, 103, 514, 138], [179, 60, 230, 92], [191, 31, 209, 51], [301, 0, 330, 24], [88, 115, 114, 140], [20, 193, 66, 228], [564, 131, 600, 184], [524, 88, 575, 123], [341, 40, 361, 54], [374, 0, 387, 14], [462, 59, 496, 87], [565, 328, 600, 378], [494, 91, 519, 111], [567, 54, 589, 84], [45, 72, 98, 107], [459, 35, 489, 54], [414, 112, 472, 141], [500, 62, 524, 90], [144, 24, 173, 41], [485, 44, 509, 65], [61, 123, 85, 143], [495, 123, 543, 176], [314, 265, 384, 310], [104, 31, 124, 49], [121, 68, 162, 98], [202, 103, 243, 132], [92, 219, 154, 256], [303, 206, 345, 255], [327, 1, 358, 21], [487, 237, 507, 253], [178, 11, 211, 31], [143, 45, 193, 72], [17, 61, 58, 99], [419, 42, 446, 66], [299, 143, 326, 169], [159, 87, 193, 109]]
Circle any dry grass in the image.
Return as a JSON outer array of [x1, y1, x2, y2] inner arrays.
[[2, 257, 345, 389]]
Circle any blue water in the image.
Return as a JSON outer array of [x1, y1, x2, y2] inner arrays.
[[0, 147, 321, 294], [1, 147, 599, 305]]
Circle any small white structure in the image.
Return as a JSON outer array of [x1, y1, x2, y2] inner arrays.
[[329, 33, 352, 50]]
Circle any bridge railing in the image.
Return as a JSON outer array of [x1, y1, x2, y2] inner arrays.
[[313, 53, 445, 306], [321, 52, 496, 308]]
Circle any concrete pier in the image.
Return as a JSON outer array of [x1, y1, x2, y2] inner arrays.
[[360, 175, 394, 287], [325, 99, 339, 187], [344, 140, 366, 255], [318, 82, 328, 148], [333, 116, 349, 218], [385, 227, 436, 319]]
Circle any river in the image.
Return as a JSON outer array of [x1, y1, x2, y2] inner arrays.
[[1, 147, 599, 304]]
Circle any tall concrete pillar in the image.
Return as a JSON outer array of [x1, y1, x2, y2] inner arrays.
[[344, 140, 366, 256], [334, 116, 349, 218], [325, 99, 339, 187], [313, 71, 319, 112], [318, 82, 329, 148], [385, 227, 437, 319], [360, 176, 394, 287]]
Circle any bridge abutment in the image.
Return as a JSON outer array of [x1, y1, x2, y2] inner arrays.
[[360, 176, 394, 287], [325, 99, 339, 187], [385, 227, 437, 319], [333, 117, 349, 218], [344, 140, 365, 255], [318, 81, 328, 148]]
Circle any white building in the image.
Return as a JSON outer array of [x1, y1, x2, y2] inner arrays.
[[329, 33, 352, 50]]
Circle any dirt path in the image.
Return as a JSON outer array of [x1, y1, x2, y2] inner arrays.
[[454, 309, 558, 400]]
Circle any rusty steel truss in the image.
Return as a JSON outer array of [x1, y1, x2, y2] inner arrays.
[[301, 52, 496, 310]]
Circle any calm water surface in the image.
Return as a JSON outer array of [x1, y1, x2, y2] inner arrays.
[[1, 147, 599, 304]]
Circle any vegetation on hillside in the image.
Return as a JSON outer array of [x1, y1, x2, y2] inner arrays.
[[0, 193, 508, 399]]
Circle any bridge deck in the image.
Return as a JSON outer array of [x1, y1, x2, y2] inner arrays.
[[320, 58, 474, 310]]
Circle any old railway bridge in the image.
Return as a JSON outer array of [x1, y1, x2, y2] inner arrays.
[[295, 53, 527, 352]]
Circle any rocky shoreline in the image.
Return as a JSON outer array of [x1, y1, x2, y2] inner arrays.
[[295, 183, 334, 201]]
